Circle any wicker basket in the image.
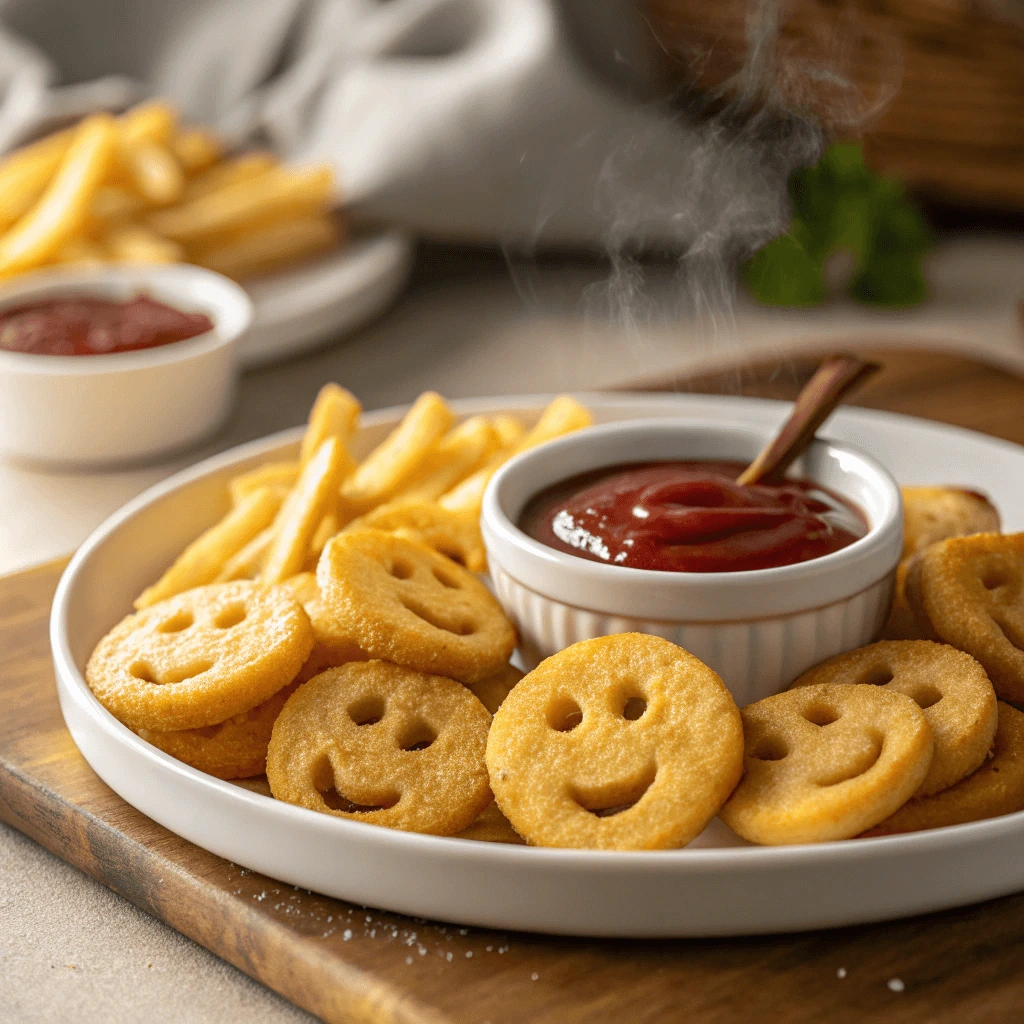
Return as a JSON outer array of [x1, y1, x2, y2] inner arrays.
[[642, 0, 1024, 209]]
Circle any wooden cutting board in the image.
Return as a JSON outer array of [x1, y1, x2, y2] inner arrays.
[[5, 350, 1024, 1024]]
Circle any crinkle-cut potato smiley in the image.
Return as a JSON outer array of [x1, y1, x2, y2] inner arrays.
[[791, 641, 997, 796], [316, 529, 516, 684], [720, 683, 933, 845], [486, 634, 744, 851], [900, 486, 1001, 558], [905, 532, 1024, 702], [86, 581, 313, 732], [863, 702, 1024, 836], [266, 661, 492, 835], [138, 682, 299, 780]]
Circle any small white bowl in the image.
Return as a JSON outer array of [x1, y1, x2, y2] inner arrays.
[[482, 419, 903, 705], [0, 264, 252, 468]]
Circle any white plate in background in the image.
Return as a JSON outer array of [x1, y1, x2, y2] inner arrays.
[[240, 230, 414, 368], [50, 393, 1024, 937]]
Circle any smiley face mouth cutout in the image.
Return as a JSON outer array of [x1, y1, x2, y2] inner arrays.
[[570, 762, 657, 818], [314, 755, 400, 813]]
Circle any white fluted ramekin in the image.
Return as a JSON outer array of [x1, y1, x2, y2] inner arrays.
[[481, 420, 903, 706]]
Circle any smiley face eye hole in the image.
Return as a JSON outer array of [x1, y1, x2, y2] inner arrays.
[[129, 661, 157, 683], [548, 696, 583, 733], [439, 547, 466, 567], [981, 564, 1011, 590], [157, 611, 193, 633], [621, 696, 647, 721], [750, 735, 788, 761], [910, 684, 943, 710], [399, 721, 438, 752], [389, 559, 413, 580], [213, 604, 247, 629], [803, 704, 840, 727], [861, 669, 894, 687], [349, 694, 386, 726], [432, 567, 460, 589]]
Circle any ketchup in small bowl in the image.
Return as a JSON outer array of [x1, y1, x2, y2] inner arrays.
[[0, 293, 214, 357], [520, 461, 867, 573]]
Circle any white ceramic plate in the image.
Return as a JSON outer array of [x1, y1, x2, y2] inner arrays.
[[50, 393, 1024, 938], [240, 230, 414, 368]]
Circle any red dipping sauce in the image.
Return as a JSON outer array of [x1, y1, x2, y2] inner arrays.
[[520, 461, 867, 573], [0, 294, 214, 356]]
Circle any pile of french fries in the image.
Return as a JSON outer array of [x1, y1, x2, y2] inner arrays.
[[0, 101, 340, 283], [134, 387, 594, 609]]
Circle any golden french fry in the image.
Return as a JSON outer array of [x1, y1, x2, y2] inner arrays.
[[54, 236, 107, 266], [119, 101, 177, 146], [150, 165, 333, 241], [399, 416, 500, 503], [342, 392, 455, 507], [300, 383, 361, 468], [517, 395, 594, 446], [90, 185, 146, 222], [492, 414, 526, 449], [216, 525, 274, 582], [171, 128, 222, 174], [134, 487, 282, 609], [307, 512, 340, 567], [190, 214, 338, 280], [181, 152, 277, 202], [121, 141, 185, 205], [104, 222, 184, 263], [229, 461, 300, 506], [0, 114, 116, 277], [0, 129, 73, 231], [440, 396, 593, 515], [262, 437, 347, 584]]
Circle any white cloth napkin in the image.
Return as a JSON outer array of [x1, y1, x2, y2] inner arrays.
[[0, 0, 809, 251]]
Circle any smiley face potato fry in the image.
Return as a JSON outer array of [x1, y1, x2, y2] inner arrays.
[[87, 581, 313, 732], [884, 486, 1003, 640], [342, 392, 455, 507], [486, 634, 744, 850], [344, 499, 487, 573], [863, 702, 1024, 836], [266, 661, 493, 835], [720, 683, 934, 844], [906, 533, 1024, 702], [791, 641, 997, 796], [138, 681, 299, 780], [316, 529, 516, 684]]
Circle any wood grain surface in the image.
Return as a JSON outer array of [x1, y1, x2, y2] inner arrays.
[[4, 349, 1024, 1024]]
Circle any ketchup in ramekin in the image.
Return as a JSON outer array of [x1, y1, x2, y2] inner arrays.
[[519, 461, 867, 573], [0, 294, 214, 356]]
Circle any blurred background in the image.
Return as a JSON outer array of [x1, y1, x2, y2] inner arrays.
[[1, 0, 1023, 569]]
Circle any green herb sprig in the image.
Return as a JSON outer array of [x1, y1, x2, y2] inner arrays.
[[743, 142, 932, 308]]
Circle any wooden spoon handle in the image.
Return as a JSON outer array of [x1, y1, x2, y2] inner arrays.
[[736, 354, 881, 486]]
